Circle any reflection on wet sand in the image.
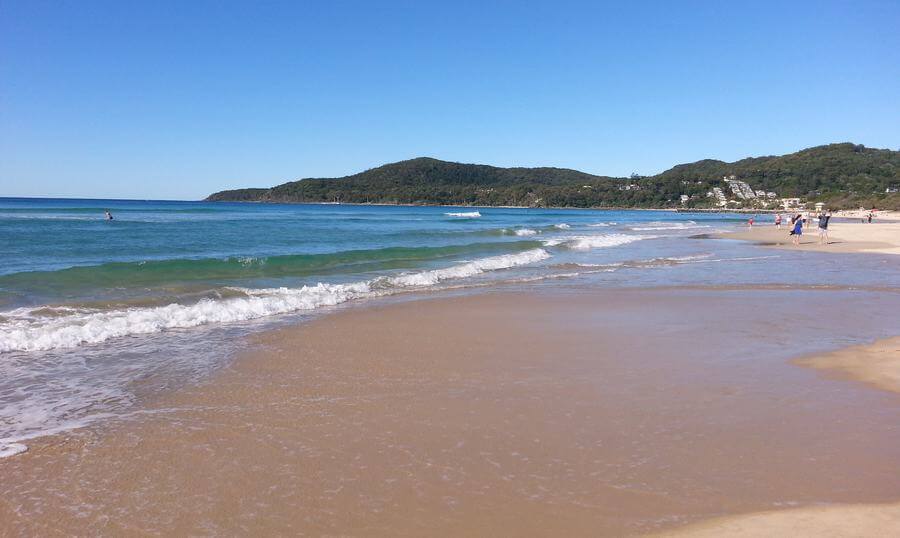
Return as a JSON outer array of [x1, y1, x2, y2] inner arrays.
[[3, 288, 900, 536]]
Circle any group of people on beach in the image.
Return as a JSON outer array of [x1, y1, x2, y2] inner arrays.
[[775, 211, 831, 245], [760, 212, 832, 245]]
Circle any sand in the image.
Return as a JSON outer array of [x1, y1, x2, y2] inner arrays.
[[655, 501, 900, 537], [717, 221, 900, 255], [797, 337, 900, 395], [3, 287, 900, 536], [656, 337, 900, 537], [835, 209, 900, 222]]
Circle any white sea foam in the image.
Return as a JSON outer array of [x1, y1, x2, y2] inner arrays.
[[514, 228, 538, 236], [588, 222, 615, 227], [663, 254, 713, 262], [0, 443, 27, 458], [554, 223, 570, 229], [386, 249, 550, 287], [562, 233, 652, 251], [0, 249, 550, 354], [677, 255, 780, 264], [444, 211, 481, 218], [629, 221, 710, 231]]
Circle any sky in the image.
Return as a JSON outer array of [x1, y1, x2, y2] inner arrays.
[[1, 0, 898, 200]]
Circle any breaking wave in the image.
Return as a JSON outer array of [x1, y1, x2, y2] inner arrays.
[[0, 242, 542, 290], [445, 211, 481, 218], [0, 249, 550, 353], [629, 221, 710, 231], [542, 233, 653, 250]]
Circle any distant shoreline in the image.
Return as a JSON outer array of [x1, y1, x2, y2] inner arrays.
[[203, 198, 684, 211], [713, 220, 900, 255]]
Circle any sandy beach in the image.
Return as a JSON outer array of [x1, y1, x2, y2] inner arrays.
[[655, 501, 900, 537], [834, 209, 900, 222], [717, 220, 900, 255], [797, 337, 900, 395], [656, 336, 900, 537], [3, 286, 900, 536], [5, 0, 899, 535]]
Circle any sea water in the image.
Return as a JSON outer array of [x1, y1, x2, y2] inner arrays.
[[1, 198, 898, 456]]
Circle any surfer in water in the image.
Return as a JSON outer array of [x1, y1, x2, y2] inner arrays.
[[104, 210, 114, 221]]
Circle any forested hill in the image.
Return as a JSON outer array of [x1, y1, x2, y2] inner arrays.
[[206, 144, 900, 209]]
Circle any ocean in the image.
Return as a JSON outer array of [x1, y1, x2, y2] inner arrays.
[[2, 197, 898, 457]]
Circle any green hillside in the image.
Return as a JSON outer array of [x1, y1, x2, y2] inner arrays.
[[207, 144, 900, 209]]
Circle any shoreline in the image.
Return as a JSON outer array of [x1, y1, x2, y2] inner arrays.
[[796, 336, 900, 395], [713, 220, 900, 255], [202, 199, 900, 219], [655, 335, 900, 536], [203, 199, 682, 211], [4, 286, 900, 535], [653, 501, 900, 537]]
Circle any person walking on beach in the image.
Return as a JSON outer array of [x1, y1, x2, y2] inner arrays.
[[775, 214, 782, 229], [790, 214, 803, 245], [818, 211, 831, 245], [748, 216, 754, 230]]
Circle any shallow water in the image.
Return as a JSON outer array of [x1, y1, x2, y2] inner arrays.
[[1, 198, 897, 456]]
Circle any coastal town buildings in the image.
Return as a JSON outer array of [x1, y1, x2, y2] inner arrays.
[[692, 177, 781, 208]]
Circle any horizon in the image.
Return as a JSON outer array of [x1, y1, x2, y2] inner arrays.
[[2, 1, 898, 199], [1, 140, 892, 202]]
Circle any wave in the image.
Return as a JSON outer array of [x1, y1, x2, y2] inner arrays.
[[0, 249, 550, 353], [629, 221, 710, 231], [383, 248, 549, 287], [513, 228, 538, 236], [661, 254, 713, 262], [588, 222, 616, 227], [444, 211, 481, 218], [554, 223, 570, 229], [0, 241, 543, 291], [542, 233, 652, 250]]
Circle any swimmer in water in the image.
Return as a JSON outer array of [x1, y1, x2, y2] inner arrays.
[[105, 210, 114, 220]]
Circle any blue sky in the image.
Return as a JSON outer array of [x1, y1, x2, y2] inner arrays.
[[1, 0, 898, 200]]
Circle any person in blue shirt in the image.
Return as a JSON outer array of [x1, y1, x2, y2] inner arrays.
[[790, 214, 803, 245]]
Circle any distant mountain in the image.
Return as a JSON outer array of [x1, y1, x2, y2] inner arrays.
[[207, 144, 900, 209]]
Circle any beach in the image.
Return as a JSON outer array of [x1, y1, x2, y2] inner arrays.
[[717, 220, 900, 255], [5, 0, 899, 533], [3, 286, 900, 536], [2, 202, 900, 536]]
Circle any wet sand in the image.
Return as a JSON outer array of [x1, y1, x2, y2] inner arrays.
[[797, 337, 900, 395], [3, 288, 900, 536], [656, 337, 900, 537], [656, 501, 900, 537], [717, 221, 900, 255]]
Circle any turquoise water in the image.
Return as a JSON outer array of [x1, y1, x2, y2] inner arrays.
[[2, 197, 898, 457], [0, 198, 736, 320]]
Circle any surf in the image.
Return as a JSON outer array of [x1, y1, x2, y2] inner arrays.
[[0, 248, 551, 353]]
